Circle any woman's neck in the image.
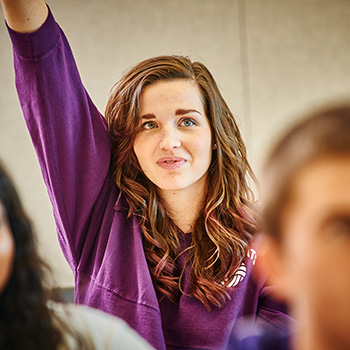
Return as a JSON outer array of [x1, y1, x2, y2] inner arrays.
[[160, 182, 207, 233]]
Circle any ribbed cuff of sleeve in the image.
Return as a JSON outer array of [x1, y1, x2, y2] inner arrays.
[[6, 7, 60, 59]]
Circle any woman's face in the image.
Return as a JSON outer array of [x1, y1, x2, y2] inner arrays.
[[0, 202, 15, 293], [133, 79, 213, 197]]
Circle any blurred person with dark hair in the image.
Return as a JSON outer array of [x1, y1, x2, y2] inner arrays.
[[0, 161, 155, 350]]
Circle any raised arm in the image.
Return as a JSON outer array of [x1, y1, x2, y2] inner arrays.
[[2, 2, 114, 270], [1, 0, 48, 33]]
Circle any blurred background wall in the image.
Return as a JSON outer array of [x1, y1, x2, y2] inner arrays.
[[1, 0, 349, 288]]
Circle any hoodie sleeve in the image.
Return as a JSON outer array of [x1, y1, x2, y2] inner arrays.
[[7, 7, 113, 270]]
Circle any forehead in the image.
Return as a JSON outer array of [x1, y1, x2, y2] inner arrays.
[[140, 80, 204, 113]]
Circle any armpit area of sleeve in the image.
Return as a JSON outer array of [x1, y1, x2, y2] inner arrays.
[[6, 7, 60, 59]]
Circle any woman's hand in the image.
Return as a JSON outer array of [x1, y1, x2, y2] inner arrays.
[[0, 0, 48, 33]]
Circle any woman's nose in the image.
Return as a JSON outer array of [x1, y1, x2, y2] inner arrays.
[[158, 127, 181, 150]]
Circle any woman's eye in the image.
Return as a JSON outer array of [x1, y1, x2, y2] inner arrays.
[[142, 121, 157, 130], [180, 118, 196, 127]]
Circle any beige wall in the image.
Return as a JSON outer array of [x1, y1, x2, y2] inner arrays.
[[1, 0, 349, 287]]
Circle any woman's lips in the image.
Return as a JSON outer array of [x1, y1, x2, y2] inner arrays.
[[156, 157, 187, 170]]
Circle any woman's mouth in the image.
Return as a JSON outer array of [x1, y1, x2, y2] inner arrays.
[[157, 157, 186, 170]]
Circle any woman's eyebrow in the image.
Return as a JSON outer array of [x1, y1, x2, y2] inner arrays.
[[141, 113, 156, 119], [175, 109, 201, 115], [141, 109, 202, 119]]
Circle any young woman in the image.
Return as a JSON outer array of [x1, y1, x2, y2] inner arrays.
[[1, 1, 290, 349], [0, 161, 155, 349], [258, 104, 350, 350]]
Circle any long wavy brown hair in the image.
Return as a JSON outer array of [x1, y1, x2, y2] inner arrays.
[[105, 55, 257, 309]]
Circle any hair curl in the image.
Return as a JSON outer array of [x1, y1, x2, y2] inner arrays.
[[105, 55, 257, 309]]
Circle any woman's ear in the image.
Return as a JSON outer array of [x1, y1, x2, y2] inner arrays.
[[255, 234, 290, 302]]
